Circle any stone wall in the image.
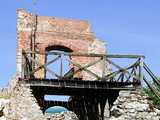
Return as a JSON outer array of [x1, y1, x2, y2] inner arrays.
[[109, 90, 160, 120], [1, 76, 79, 120], [2, 82, 160, 120], [4, 83, 45, 120]]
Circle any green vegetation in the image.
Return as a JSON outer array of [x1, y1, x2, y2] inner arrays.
[[0, 90, 10, 99], [144, 87, 160, 109], [143, 63, 160, 109], [0, 95, 10, 99], [143, 77, 160, 109]]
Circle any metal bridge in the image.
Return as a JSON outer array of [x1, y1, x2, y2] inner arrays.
[[19, 50, 160, 120]]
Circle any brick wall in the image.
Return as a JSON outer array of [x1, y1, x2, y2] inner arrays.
[[17, 9, 108, 80]]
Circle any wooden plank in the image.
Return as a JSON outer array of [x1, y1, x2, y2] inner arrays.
[[102, 56, 106, 78], [65, 57, 102, 79], [143, 63, 160, 86], [66, 58, 101, 80], [143, 76, 160, 100], [60, 55, 63, 78], [139, 58, 143, 85], [25, 54, 61, 79], [106, 58, 139, 79], [104, 61, 139, 81], [25, 50, 144, 59], [30, 55, 61, 75], [22, 79, 136, 90]]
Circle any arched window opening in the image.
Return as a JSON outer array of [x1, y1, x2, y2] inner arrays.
[[45, 45, 73, 79]]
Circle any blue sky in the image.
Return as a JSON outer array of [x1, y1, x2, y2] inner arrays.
[[0, 0, 160, 87]]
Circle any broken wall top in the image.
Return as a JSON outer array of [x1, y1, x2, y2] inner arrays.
[[17, 9, 93, 35]]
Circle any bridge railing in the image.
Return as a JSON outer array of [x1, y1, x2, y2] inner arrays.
[[143, 63, 160, 100], [22, 50, 144, 84]]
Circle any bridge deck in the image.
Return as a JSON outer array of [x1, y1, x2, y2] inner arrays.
[[20, 78, 139, 95]]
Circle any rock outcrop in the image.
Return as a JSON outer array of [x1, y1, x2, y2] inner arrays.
[[109, 90, 160, 120]]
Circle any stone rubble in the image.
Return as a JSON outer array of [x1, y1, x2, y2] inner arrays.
[[0, 85, 160, 120], [109, 90, 160, 120], [46, 111, 79, 120], [0, 99, 9, 120], [0, 99, 9, 111], [0, 79, 79, 120], [0, 97, 79, 120], [4, 84, 45, 120]]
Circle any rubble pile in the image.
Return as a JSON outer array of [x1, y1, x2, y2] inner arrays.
[[46, 111, 79, 120], [109, 90, 160, 120]]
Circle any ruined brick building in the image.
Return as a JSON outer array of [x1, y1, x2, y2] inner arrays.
[[15, 9, 111, 120], [3, 9, 159, 120], [17, 9, 109, 80]]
